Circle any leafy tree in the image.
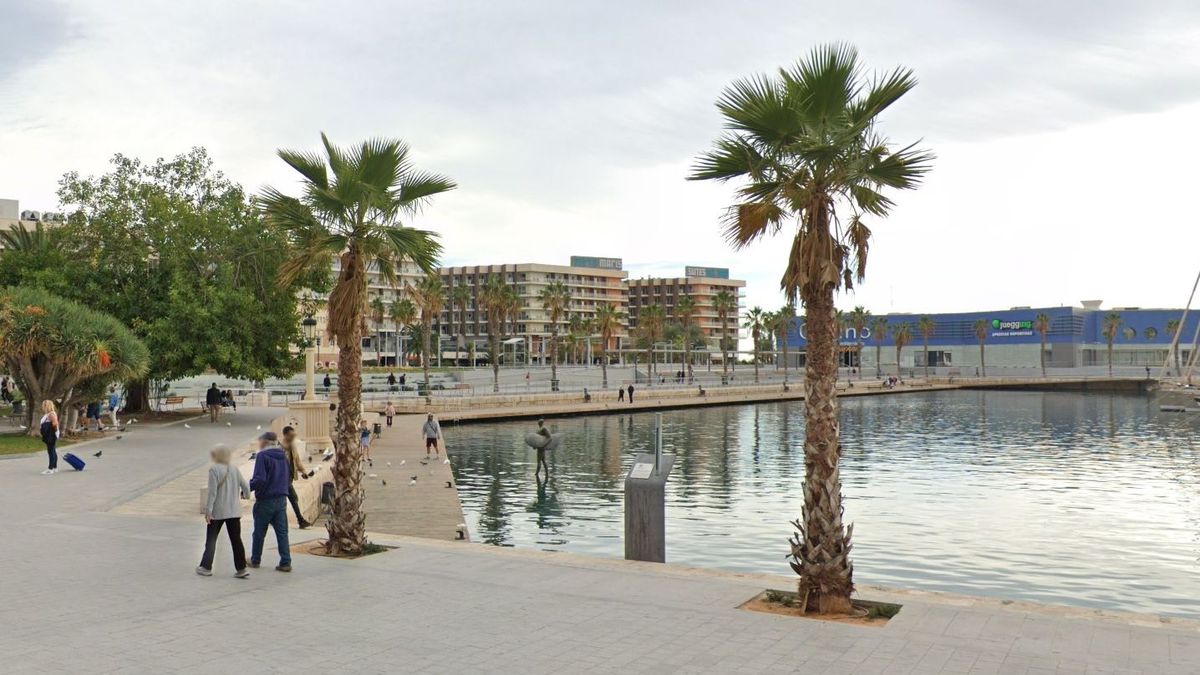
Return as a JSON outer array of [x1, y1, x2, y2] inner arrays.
[[917, 316, 936, 378], [539, 281, 571, 385], [260, 134, 453, 556], [1034, 313, 1051, 377], [594, 303, 624, 389], [0, 287, 150, 434]]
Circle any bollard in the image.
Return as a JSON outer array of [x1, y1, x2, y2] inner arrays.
[[624, 413, 675, 563]]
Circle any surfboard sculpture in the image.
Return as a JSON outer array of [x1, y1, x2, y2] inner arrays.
[[525, 432, 562, 452]]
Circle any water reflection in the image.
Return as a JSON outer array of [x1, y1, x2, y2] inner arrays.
[[447, 391, 1200, 617]]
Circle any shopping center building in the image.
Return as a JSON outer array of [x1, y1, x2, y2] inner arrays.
[[785, 303, 1200, 376]]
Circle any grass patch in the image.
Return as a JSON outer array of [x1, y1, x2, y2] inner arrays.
[[865, 602, 902, 620], [0, 433, 73, 456]]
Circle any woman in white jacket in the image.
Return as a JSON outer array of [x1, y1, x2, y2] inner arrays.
[[198, 444, 251, 577]]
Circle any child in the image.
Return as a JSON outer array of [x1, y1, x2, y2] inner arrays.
[[360, 418, 373, 465], [385, 401, 396, 427], [199, 444, 251, 578]]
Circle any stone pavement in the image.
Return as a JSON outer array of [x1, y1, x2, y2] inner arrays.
[[4, 405, 1200, 674]]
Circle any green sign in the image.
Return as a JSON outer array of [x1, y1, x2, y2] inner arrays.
[[992, 319, 1033, 331]]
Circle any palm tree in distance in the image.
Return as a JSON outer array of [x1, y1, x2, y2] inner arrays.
[[478, 274, 508, 392], [713, 289, 737, 381], [869, 317, 888, 377], [261, 133, 453, 555], [409, 273, 445, 398], [393, 298, 416, 367], [638, 304, 666, 384], [848, 306, 870, 379], [690, 44, 932, 613], [595, 303, 624, 389], [973, 319, 989, 377], [1034, 313, 1051, 377], [451, 283, 471, 364], [369, 296, 386, 366], [893, 323, 912, 377], [675, 295, 697, 382], [745, 306, 767, 383], [1102, 312, 1122, 377], [539, 281, 571, 387], [777, 303, 797, 385], [916, 316, 936, 379]]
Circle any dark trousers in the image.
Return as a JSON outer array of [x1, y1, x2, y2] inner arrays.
[[45, 438, 57, 470], [251, 496, 291, 566], [200, 517, 247, 571], [287, 485, 306, 524]]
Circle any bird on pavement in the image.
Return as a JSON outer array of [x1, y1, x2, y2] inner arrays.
[[226, 422, 232, 427], [443, 459, 450, 465], [381, 479, 387, 486], [445, 481, 453, 488], [408, 478, 416, 486], [93, 450, 102, 458], [184, 423, 191, 429], [256, 425, 262, 431], [115, 435, 123, 440]]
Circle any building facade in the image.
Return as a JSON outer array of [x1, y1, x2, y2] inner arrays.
[[626, 267, 746, 352], [784, 305, 1200, 375], [0, 199, 64, 250]]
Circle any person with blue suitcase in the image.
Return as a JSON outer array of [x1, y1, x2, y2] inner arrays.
[[39, 400, 60, 475]]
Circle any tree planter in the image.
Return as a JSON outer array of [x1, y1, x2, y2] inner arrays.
[[739, 589, 900, 626]]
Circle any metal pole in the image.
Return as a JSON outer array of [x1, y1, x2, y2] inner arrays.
[[654, 412, 663, 475]]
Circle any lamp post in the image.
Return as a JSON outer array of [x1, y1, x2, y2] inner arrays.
[[288, 297, 332, 453], [302, 313, 318, 399]]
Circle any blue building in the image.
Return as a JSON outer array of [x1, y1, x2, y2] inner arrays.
[[784, 305, 1200, 376]]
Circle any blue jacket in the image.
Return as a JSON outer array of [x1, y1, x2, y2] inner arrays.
[[249, 445, 290, 499]]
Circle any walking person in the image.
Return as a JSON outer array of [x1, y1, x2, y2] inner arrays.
[[422, 412, 442, 458], [198, 444, 251, 578], [617, 387, 624, 402], [107, 386, 121, 428], [85, 400, 103, 431], [39, 400, 59, 475], [627, 384, 635, 404], [205, 382, 222, 423], [387, 372, 397, 389], [248, 432, 292, 572], [323, 373, 331, 392], [281, 426, 311, 530], [384, 401, 396, 427]]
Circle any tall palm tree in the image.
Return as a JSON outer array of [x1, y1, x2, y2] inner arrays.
[[1102, 312, 1122, 377], [1034, 313, 1051, 377], [777, 302, 797, 384], [595, 303, 623, 389], [369, 296, 386, 366], [893, 323, 912, 376], [690, 45, 930, 613], [478, 275, 509, 392], [639, 304, 666, 384], [409, 273, 445, 397], [503, 284, 522, 362], [1167, 318, 1182, 375], [973, 319, 989, 377], [847, 306, 870, 379], [745, 306, 767, 383], [393, 298, 416, 367], [675, 295, 697, 381], [871, 317, 889, 377], [916, 316, 936, 378], [581, 316, 596, 367], [451, 283, 471, 364], [261, 133, 453, 555], [713, 289, 737, 381], [539, 281, 571, 387]]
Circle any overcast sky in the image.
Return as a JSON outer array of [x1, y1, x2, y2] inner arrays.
[[3, 0, 1200, 316]]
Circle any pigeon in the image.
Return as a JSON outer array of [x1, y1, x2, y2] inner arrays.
[[256, 425, 262, 431], [445, 481, 453, 488], [420, 459, 429, 465], [410, 475, 418, 481], [381, 479, 387, 486], [115, 435, 123, 440], [408, 479, 416, 486], [368, 473, 378, 478], [443, 459, 450, 465], [248, 452, 256, 460], [226, 422, 232, 427], [386, 461, 392, 467], [184, 423, 192, 429], [322, 455, 332, 462], [93, 450, 102, 458], [399, 460, 405, 466]]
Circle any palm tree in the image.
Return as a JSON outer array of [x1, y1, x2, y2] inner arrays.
[[1166, 319, 1182, 375], [745, 306, 767, 383], [777, 303, 797, 384], [478, 275, 508, 392], [1034, 313, 1051, 377], [690, 45, 930, 613], [503, 284, 522, 362], [847, 306, 870, 379], [581, 316, 595, 367], [539, 281, 571, 388], [1102, 312, 1122, 377], [0, 221, 55, 252], [973, 319, 989, 377], [675, 295, 697, 381], [713, 289, 737, 381], [916, 316, 936, 378], [871, 317, 889, 377], [451, 283, 471, 364], [409, 273, 445, 397], [893, 323, 912, 376], [639, 305, 666, 383], [595, 303, 623, 389], [260, 134, 453, 555], [369, 296, 386, 366], [393, 298, 416, 367]]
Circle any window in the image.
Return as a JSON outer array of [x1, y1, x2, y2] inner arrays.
[[1122, 327, 1136, 341], [1145, 327, 1158, 340]]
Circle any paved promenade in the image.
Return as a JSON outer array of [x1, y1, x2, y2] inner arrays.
[[4, 404, 1199, 673]]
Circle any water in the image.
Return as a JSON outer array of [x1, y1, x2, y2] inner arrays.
[[447, 390, 1200, 618]]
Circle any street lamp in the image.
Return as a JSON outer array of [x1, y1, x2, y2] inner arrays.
[[301, 312, 318, 399]]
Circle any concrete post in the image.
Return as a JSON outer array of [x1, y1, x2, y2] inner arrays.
[[624, 414, 675, 563]]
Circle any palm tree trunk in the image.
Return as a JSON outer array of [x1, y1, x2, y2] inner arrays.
[[1040, 337, 1047, 377], [1108, 344, 1113, 377], [979, 342, 986, 377], [856, 340, 863, 379], [753, 343, 760, 383], [328, 256, 367, 556], [875, 343, 882, 377], [491, 333, 500, 393], [923, 338, 930, 378], [422, 319, 433, 401], [791, 284, 853, 614], [601, 343, 609, 388], [782, 340, 789, 385], [550, 326, 558, 388], [646, 347, 653, 385]]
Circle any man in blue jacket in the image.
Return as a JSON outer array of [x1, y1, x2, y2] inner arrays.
[[249, 431, 292, 572]]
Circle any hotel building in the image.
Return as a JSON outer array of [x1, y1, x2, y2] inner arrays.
[[626, 266, 747, 352]]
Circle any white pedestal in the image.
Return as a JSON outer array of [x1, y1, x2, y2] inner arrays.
[[286, 399, 333, 453]]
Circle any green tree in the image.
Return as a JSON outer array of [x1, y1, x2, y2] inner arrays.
[[847, 306, 870, 379], [916, 316, 936, 378], [260, 134, 453, 556], [713, 289, 737, 381], [0, 287, 150, 435], [539, 281, 571, 387], [1102, 312, 1122, 377], [409, 273, 445, 397], [451, 283, 471, 363], [479, 274, 509, 392], [1034, 313, 1051, 377], [893, 323, 912, 376], [594, 303, 624, 389], [745, 306, 767, 383], [871, 317, 889, 377], [973, 319, 989, 377]]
